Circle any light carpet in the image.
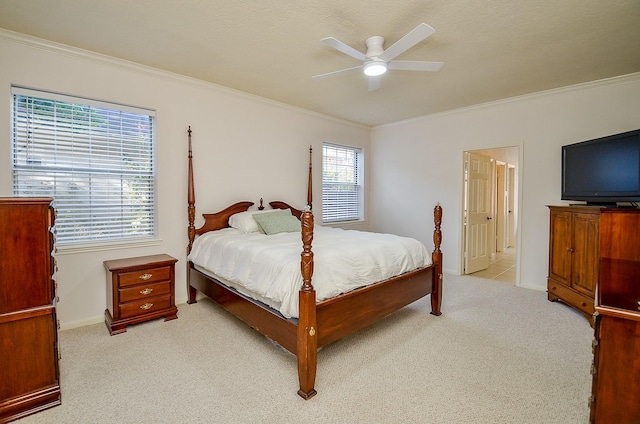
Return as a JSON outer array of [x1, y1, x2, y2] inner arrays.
[[16, 274, 593, 423]]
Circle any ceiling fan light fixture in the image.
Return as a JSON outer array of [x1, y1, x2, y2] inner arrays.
[[363, 61, 387, 76]]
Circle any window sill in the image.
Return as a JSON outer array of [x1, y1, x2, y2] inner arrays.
[[322, 219, 367, 229], [55, 238, 162, 255]]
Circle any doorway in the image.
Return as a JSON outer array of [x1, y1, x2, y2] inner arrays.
[[462, 146, 519, 284]]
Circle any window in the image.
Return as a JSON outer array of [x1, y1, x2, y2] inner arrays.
[[11, 87, 156, 248], [322, 143, 363, 223]]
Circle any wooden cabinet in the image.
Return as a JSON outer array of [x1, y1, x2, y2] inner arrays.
[[104, 254, 178, 335], [0, 198, 60, 423], [590, 209, 640, 423], [547, 206, 600, 322]]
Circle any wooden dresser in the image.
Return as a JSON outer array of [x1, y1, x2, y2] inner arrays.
[[0, 198, 61, 423], [589, 209, 640, 423], [104, 254, 178, 335], [547, 205, 601, 323]]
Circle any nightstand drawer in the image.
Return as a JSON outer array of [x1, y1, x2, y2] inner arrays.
[[119, 281, 171, 303], [118, 266, 171, 288], [119, 295, 172, 319]]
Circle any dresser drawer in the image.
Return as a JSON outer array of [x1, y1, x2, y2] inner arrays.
[[119, 280, 171, 303], [119, 295, 172, 319], [118, 266, 171, 288], [548, 279, 595, 316]]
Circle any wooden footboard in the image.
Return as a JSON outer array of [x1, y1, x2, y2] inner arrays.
[[316, 266, 435, 347]]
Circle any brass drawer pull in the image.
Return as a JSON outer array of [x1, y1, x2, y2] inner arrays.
[[139, 273, 153, 281], [140, 303, 153, 310], [140, 288, 153, 295]]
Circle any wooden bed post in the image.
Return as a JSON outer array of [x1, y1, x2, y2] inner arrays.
[[187, 126, 197, 304], [307, 146, 313, 210], [187, 126, 195, 254], [297, 204, 318, 399], [431, 204, 443, 316]]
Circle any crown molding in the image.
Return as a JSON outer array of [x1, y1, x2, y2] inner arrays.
[[375, 72, 640, 129], [0, 28, 368, 129]]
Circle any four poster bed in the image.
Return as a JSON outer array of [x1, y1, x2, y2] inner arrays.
[[185, 127, 443, 399]]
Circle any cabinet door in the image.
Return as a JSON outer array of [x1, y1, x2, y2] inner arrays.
[[0, 311, 59, 400], [572, 212, 599, 297], [593, 315, 640, 423], [0, 201, 54, 314], [548, 209, 572, 285]]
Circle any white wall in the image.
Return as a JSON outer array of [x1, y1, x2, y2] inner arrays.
[[0, 31, 370, 329], [370, 73, 640, 291], [3, 30, 639, 328]]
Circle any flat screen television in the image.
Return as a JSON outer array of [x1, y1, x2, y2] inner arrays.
[[561, 129, 640, 207]]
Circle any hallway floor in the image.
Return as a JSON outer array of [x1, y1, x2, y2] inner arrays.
[[469, 247, 516, 283]]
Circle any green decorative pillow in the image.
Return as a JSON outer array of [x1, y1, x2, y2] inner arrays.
[[253, 211, 301, 235]]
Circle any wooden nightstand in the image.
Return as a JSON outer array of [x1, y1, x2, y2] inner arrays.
[[104, 254, 178, 335]]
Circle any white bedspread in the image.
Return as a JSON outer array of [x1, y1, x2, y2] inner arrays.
[[188, 226, 431, 318]]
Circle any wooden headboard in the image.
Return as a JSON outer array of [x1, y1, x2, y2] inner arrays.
[[269, 201, 303, 220], [196, 202, 254, 235]]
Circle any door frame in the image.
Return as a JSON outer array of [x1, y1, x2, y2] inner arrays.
[[507, 164, 517, 248], [460, 145, 523, 286], [495, 161, 506, 253]]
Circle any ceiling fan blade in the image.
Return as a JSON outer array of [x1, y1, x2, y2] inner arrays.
[[368, 76, 381, 91], [387, 60, 444, 72], [312, 65, 362, 80], [378, 23, 435, 62], [321, 37, 368, 62]]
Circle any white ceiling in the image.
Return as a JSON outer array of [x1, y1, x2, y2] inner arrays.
[[1, 0, 639, 127]]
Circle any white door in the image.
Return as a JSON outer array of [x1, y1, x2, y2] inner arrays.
[[465, 152, 492, 274]]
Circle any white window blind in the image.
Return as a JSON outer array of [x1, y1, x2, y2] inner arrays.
[[11, 87, 157, 247], [322, 143, 362, 223]]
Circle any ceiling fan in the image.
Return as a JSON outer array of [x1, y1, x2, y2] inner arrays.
[[313, 23, 444, 91]]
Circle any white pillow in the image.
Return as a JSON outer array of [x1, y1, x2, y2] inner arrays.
[[228, 209, 292, 233]]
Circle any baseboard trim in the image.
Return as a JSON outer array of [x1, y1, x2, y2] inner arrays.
[[59, 315, 104, 331]]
